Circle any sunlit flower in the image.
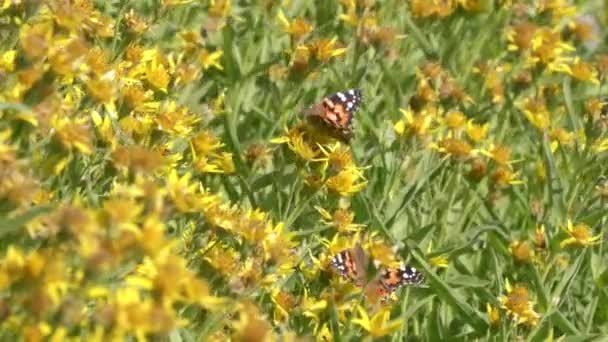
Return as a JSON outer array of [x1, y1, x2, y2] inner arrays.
[[309, 37, 346, 63], [498, 280, 540, 326], [560, 219, 602, 248], [368, 238, 398, 266], [155, 101, 200, 136], [124, 9, 149, 34], [316, 324, 332, 342], [481, 144, 513, 166], [232, 301, 272, 342], [569, 58, 599, 85], [198, 49, 224, 71], [394, 107, 433, 137], [466, 120, 489, 144], [432, 138, 475, 160], [203, 243, 240, 278], [352, 305, 403, 337], [86, 78, 116, 104], [277, 9, 312, 41], [209, 0, 231, 18], [263, 221, 297, 266], [272, 126, 319, 161], [244, 143, 272, 166], [426, 241, 448, 268], [290, 44, 311, 71], [315, 206, 364, 233], [519, 96, 551, 130], [429, 254, 448, 268], [0, 50, 16, 72], [528, 27, 575, 73], [492, 167, 523, 187], [314, 142, 353, 172], [166, 170, 201, 213], [300, 288, 328, 323], [271, 288, 297, 323], [507, 22, 537, 51], [534, 224, 547, 250], [52, 116, 94, 155], [509, 240, 534, 264], [444, 110, 467, 130], [268, 64, 288, 82], [486, 303, 500, 326], [325, 167, 368, 196]]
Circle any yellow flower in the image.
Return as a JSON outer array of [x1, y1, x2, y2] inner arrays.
[[528, 28, 575, 73], [315, 206, 364, 233], [86, 78, 116, 104], [244, 143, 272, 166], [486, 303, 500, 326], [191, 130, 224, 156], [352, 305, 402, 337], [263, 221, 297, 266], [155, 101, 200, 136], [301, 288, 328, 323], [290, 44, 311, 71], [314, 142, 353, 172], [145, 58, 170, 92], [209, 0, 231, 18], [433, 138, 475, 160], [492, 167, 523, 187], [213, 152, 235, 173], [277, 9, 312, 41], [51, 116, 94, 154], [498, 280, 540, 326], [426, 241, 448, 268], [444, 110, 467, 130], [272, 126, 319, 161], [271, 288, 297, 323], [518, 98, 551, 131], [203, 243, 240, 278], [0, 50, 16, 72], [309, 37, 346, 63], [124, 9, 149, 34], [570, 58, 599, 85], [394, 107, 433, 137], [509, 240, 534, 264], [325, 167, 368, 196], [466, 120, 489, 144], [232, 301, 272, 342], [166, 170, 201, 213], [338, 0, 358, 26], [198, 49, 224, 71], [550, 127, 576, 147], [560, 219, 602, 248], [534, 224, 547, 250], [480, 144, 514, 166], [315, 324, 332, 342], [429, 254, 448, 268]]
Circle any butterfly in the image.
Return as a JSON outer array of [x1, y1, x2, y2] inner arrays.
[[302, 89, 363, 142], [329, 243, 424, 303]]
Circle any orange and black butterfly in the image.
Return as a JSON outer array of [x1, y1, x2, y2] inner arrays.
[[303, 89, 363, 142], [329, 243, 424, 303]]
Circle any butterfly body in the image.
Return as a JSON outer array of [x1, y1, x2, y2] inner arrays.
[[303, 89, 363, 142], [330, 243, 424, 302]]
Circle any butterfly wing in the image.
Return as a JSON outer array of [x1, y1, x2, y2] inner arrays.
[[376, 265, 424, 301], [330, 242, 369, 286], [304, 89, 363, 142]]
